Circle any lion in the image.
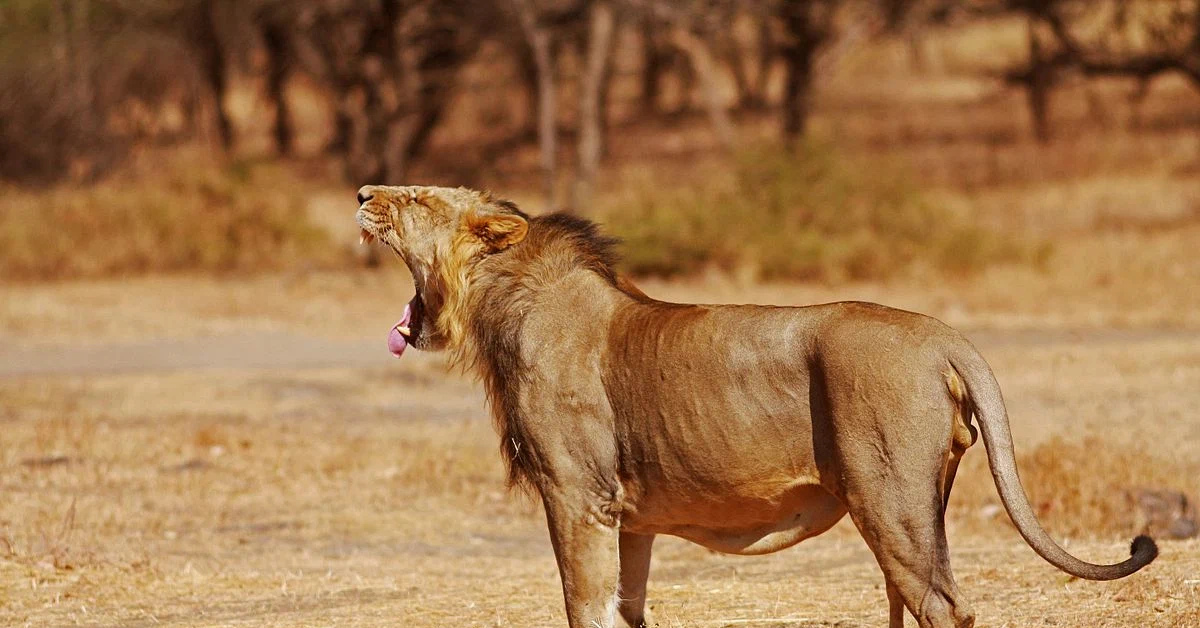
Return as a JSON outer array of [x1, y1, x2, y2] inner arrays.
[[354, 185, 1157, 628]]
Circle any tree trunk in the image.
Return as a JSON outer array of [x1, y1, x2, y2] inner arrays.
[[327, 103, 354, 155], [512, 0, 558, 210], [907, 27, 927, 73], [780, 1, 826, 147], [351, 0, 404, 184], [54, 0, 95, 134], [517, 40, 541, 141], [68, 0, 93, 124], [259, 11, 294, 156], [196, 0, 233, 151], [575, 0, 616, 206], [389, 2, 475, 183], [719, 31, 754, 110], [640, 16, 667, 115], [752, 9, 774, 106], [1026, 18, 1052, 144], [51, 1, 69, 68], [712, 6, 762, 113], [598, 16, 619, 157], [668, 27, 734, 150]]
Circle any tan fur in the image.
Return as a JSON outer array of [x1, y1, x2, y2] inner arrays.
[[355, 185, 1157, 628], [440, 222, 485, 366]]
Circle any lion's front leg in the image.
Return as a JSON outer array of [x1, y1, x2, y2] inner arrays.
[[542, 493, 621, 628]]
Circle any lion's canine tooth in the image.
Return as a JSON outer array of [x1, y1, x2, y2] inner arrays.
[[395, 325, 411, 336]]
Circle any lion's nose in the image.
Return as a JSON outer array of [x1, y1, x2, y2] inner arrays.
[[357, 185, 376, 205]]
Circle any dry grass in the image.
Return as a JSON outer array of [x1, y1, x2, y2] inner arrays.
[[0, 156, 338, 281], [2, 290, 1200, 628], [596, 144, 1040, 281], [952, 437, 1200, 540], [1, 319, 1198, 627], [4, 216, 1199, 348]]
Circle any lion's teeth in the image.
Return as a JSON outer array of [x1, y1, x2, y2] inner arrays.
[[395, 325, 411, 336]]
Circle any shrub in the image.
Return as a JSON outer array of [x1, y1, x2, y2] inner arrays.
[[0, 2, 211, 184], [0, 161, 334, 280], [597, 144, 1036, 281], [952, 436, 1200, 540]]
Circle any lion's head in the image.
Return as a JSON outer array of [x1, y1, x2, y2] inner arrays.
[[354, 185, 529, 358]]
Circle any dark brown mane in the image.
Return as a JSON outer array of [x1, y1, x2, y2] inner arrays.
[[523, 212, 622, 286], [465, 209, 631, 491]]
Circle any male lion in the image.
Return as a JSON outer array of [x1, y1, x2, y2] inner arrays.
[[355, 185, 1156, 628]]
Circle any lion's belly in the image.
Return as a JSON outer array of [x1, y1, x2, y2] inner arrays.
[[606, 302, 850, 553], [621, 483, 847, 555], [611, 383, 842, 553]]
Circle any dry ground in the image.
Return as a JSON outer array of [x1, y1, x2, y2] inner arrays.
[[3, 266, 1200, 628]]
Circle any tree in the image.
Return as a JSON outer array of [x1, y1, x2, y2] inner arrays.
[[631, 0, 737, 148], [194, 0, 234, 151], [575, 0, 617, 205], [1, 0, 232, 182], [303, 0, 484, 184], [996, 0, 1200, 141], [639, 14, 668, 113], [779, 0, 836, 146], [256, 3, 295, 156], [511, 0, 562, 209]]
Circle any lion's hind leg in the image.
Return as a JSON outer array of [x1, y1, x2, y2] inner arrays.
[[941, 451, 964, 513], [844, 472, 974, 628], [822, 390, 974, 628], [839, 451, 975, 628], [616, 532, 654, 628]]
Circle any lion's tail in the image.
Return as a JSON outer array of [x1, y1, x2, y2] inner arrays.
[[949, 344, 1157, 581]]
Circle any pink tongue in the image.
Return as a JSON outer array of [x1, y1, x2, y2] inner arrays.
[[387, 303, 412, 358]]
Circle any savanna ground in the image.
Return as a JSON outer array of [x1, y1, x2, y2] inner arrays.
[[4, 18, 1200, 628], [3, 262, 1200, 628]]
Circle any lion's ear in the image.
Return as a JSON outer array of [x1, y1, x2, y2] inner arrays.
[[468, 212, 528, 252]]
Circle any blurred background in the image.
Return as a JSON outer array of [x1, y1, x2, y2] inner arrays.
[[2, 1, 1199, 626], [1, 0, 1198, 282]]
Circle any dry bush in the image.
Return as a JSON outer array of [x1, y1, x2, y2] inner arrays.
[[0, 41, 118, 183], [0, 161, 338, 280], [0, 4, 213, 184], [597, 144, 1045, 282], [952, 436, 1200, 541]]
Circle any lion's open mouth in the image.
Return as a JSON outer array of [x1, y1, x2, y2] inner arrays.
[[356, 214, 427, 358], [387, 292, 423, 358]]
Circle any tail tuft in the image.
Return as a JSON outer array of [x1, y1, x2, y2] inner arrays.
[[1131, 535, 1158, 563]]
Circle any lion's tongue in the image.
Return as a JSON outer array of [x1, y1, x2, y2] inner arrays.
[[387, 326, 407, 358], [387, 303, 412, 358]]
